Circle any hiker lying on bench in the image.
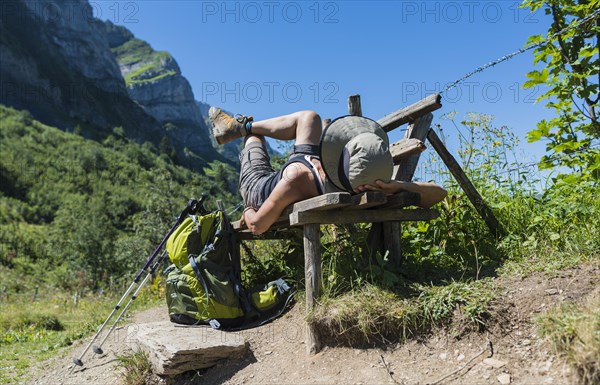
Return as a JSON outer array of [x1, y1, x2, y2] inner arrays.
[[209, 108, 447, 235]]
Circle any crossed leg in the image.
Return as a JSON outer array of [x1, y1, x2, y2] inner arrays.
[[244, 110, 322, 145]]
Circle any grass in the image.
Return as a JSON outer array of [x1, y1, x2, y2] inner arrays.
[[126, 68, 177, 85], [536, 290, 600, 385], [310, 279, 495, 345], [0, 278, 163, 384], [110, 38, 178, 86], [116, 350, 153, 385], [302, 178, 598, 348]]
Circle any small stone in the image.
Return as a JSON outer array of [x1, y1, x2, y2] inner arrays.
[[483, 358, 507, 369], [264, 350, 273, 355], [483, 373, 491, 380], [497, 373, 511, 384], [545, 288, 559, 295], [457, 354, 465, 361], [522, 339, 531, 346], [439, 352, 448, 360]]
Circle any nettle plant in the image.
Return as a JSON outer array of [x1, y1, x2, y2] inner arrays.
[[521, 0, 599, 180]]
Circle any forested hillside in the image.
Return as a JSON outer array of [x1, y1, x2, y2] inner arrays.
[[0, 105, 238, 290]]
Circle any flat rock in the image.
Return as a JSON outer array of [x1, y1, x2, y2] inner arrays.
[[127, 321, 247, 376]]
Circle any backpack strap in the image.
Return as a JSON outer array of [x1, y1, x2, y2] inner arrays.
[[185, 212, 218, 327], [187, 252, 219, 328]]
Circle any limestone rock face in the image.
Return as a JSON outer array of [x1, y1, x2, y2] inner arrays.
[[20, 0, 126, 94], [127, 321, 247, 376], [102, 21, 224, 169], [0, 0, 162, 140], [0, 0, 238, 168]]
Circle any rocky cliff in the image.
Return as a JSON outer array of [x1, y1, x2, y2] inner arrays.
[[0, 0, 234, 170], [100, 21, 227, 169], [0, 0, 163, 141]]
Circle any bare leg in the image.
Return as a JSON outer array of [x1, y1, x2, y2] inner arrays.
[[244, 134, 264, 145], [250, 110, 322, 145]]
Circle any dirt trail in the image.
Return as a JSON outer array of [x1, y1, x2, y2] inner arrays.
[[27, 263, 598, 385]]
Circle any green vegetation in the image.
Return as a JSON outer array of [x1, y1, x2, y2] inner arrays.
[[234, 113, 598, 360], [521, 0, 599, 179], [312, 280, 494, 345], [111, 38, 178, 85], [0, 280, 163, 384], [116, 350, 154, 385], [537, 290, 600, 385], [0, 105, 238, 290], [255, 113, 598, 378], [0, 105, 239, 383]]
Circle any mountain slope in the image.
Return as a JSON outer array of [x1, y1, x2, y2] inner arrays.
[[0, 105, 238, 287], [0, 0, 163, 142], [101, 21, 227, 169]]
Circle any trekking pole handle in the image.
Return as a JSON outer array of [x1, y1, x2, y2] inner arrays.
[[195, 193, 209, 215], [178, 193, 208, 223]]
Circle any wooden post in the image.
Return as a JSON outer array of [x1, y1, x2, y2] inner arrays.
[[304, 224, 322, 354], [383, 222, 402, 263], [347, 95, 384, 263], [427, 128, 506, 238], [348, 94, 362, 117], [375, 113, 432, 265], [326, 95, 363, 253], [394, 113, 434, 181]]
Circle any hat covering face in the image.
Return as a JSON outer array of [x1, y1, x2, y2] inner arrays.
[[320, 116, 393, 192]]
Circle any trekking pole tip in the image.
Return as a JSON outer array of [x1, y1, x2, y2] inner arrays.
[[92, 345, 104, 355], [72, 357, 84, 366]]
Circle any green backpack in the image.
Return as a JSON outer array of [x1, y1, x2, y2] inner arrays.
[[164, 209, 294, 329]]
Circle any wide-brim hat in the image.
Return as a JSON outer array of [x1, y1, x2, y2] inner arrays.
[[320, 115, 393, 192]]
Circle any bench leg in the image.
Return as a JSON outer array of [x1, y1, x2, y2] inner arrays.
[[304, 223, 322, 355], [383, 222, 403, 265]]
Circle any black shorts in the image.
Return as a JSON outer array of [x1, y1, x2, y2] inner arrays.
[[238, 142, 321, 209]]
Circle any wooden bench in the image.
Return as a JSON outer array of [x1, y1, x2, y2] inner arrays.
[[232, 190, 439, 353], [231, 94, 450, 354]]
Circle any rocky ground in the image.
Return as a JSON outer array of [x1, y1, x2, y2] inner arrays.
[[27, 263, 599, 385]]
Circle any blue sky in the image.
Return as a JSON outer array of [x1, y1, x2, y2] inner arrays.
[[97, 0, 556, 167]]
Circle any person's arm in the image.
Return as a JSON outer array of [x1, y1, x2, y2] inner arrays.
[[358, 180, 447, 208], [243, 164, 320, 235]]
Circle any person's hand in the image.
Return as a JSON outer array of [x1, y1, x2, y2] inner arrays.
[[353, 183, 380, 194], [373, 179, 403, 194], [241, 207, 256, 227], [353, 180, 402, 195]]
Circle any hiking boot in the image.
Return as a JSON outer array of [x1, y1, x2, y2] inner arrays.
[[209, 107, 253, 145]]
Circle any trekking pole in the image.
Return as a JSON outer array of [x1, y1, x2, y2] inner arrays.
[[92, 249, 169, 355], [70, 195, 208, 369]]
